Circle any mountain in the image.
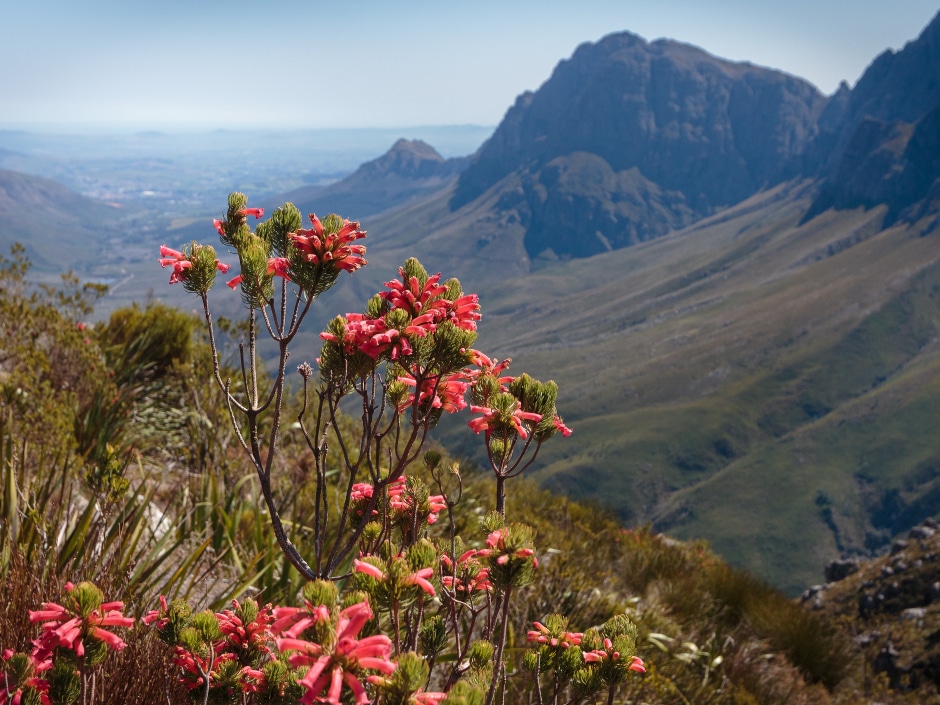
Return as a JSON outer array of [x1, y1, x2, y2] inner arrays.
[[326, 12, 940, 596], [273, 139, 470, 220], [16, 10, 940, 597], [450, 32, 826, 261], [805, 12, 940, 223], [0, 169, 126, 274]]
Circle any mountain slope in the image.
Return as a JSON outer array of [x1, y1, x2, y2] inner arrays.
[[450, 32, 825, 261], [446, 180, 940, 595], [274, 139, 469, 220], [805, 12, 940, 222], [0, 169, 126, 273]]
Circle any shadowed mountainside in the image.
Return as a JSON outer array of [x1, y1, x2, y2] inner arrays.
[[805, 12, 940, 223], [450, 32, 826, 261]]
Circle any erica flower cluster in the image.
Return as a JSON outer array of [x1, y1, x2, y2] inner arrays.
[[289, 213, 367, 274], [158, 197, 367, 301], [350, 475, 447, 526], [440, 549, 493, 597], [2, 582, 133, 705], [142, 585, 448, 705], [320, 262, 480, 366], [159, 243, 231, 287]]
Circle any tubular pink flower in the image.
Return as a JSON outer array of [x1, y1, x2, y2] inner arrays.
[[239, 207, 264, 219], [354, 559, 387, 581], [289, 214, 367, 274], [29, 591, 132, 662], [397, 373, 468, 415], [380, 270, 447, 318], [552, 416, 573, 437], [141, 595, 169, 628], [227, 256, 291, 290], [403, 568, 437, 597], [279, 601, 394, 705], [158, 244, 229, 285], [268, 256, 290, 279], [468, 402, 542, 439], [443, 293, 481, 330], [271, 603, 331, 639], [216, 599, 275, 658]]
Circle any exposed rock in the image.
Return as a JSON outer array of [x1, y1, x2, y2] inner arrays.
[[902, 607, 927, 621], [910, 525, 937, 540], [825, 558, 860, 582], [452, 31, 824, 260], [804, 12, 940, 222], [891, 539, 909, 556]]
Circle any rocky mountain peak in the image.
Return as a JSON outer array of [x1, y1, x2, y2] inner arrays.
[[450, 29, 825, 260]]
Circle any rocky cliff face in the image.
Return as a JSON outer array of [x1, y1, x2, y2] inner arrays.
[[805, 12, 940, 224], [451, 32, 825, 260]]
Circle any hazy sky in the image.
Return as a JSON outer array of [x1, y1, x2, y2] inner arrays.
[[3, 1, 938, 130]]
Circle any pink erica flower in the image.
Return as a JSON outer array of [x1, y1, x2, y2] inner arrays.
[[289, 214, 367, 273], [397, 373, 468, 415], [239, 207, 264, 219], [526, 621, 583, 648], [270, 601, 332, 641], [440, 550, 492, 595], [172, 649, 237, 693], [403, 568, 436, 597], [380, 269, 447, 318], [442, 293, 481, 331], [355, 558, 437, 597], [29, 582, 134, 661], [552, 416, 573, 437], [353, 559, 386, 581], [276, 601, 395, 705], [158, 244, 230, 285], [141, 595, 170, 629], [0, 649, 51, 705], [226, 256, 292, 289], [468, 402, 542, 440], [465, 350, 513, 384], [481, 528, 538, 568], [582, 638, 646, 673], [216, 599, 276, 660]]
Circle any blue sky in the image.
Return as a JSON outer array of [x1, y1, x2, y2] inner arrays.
[[2, 0, 938, 130]]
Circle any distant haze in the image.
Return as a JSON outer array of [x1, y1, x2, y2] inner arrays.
[[2, 1, 938, 130]]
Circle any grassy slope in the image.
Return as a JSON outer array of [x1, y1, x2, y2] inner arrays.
[[442, 179, 940, 594]]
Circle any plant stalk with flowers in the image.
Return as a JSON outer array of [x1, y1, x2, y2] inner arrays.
[[1, 581, 133, 705], [159, 192, 569, 580], [148, 192, 641, 704]]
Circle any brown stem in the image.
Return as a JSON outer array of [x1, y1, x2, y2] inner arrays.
[[495, 474, 507, 518], [485, 585, 513, 705]]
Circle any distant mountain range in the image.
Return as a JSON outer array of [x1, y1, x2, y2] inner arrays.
[[3, 11, 940, 594], [273, 138, 470, 220]]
